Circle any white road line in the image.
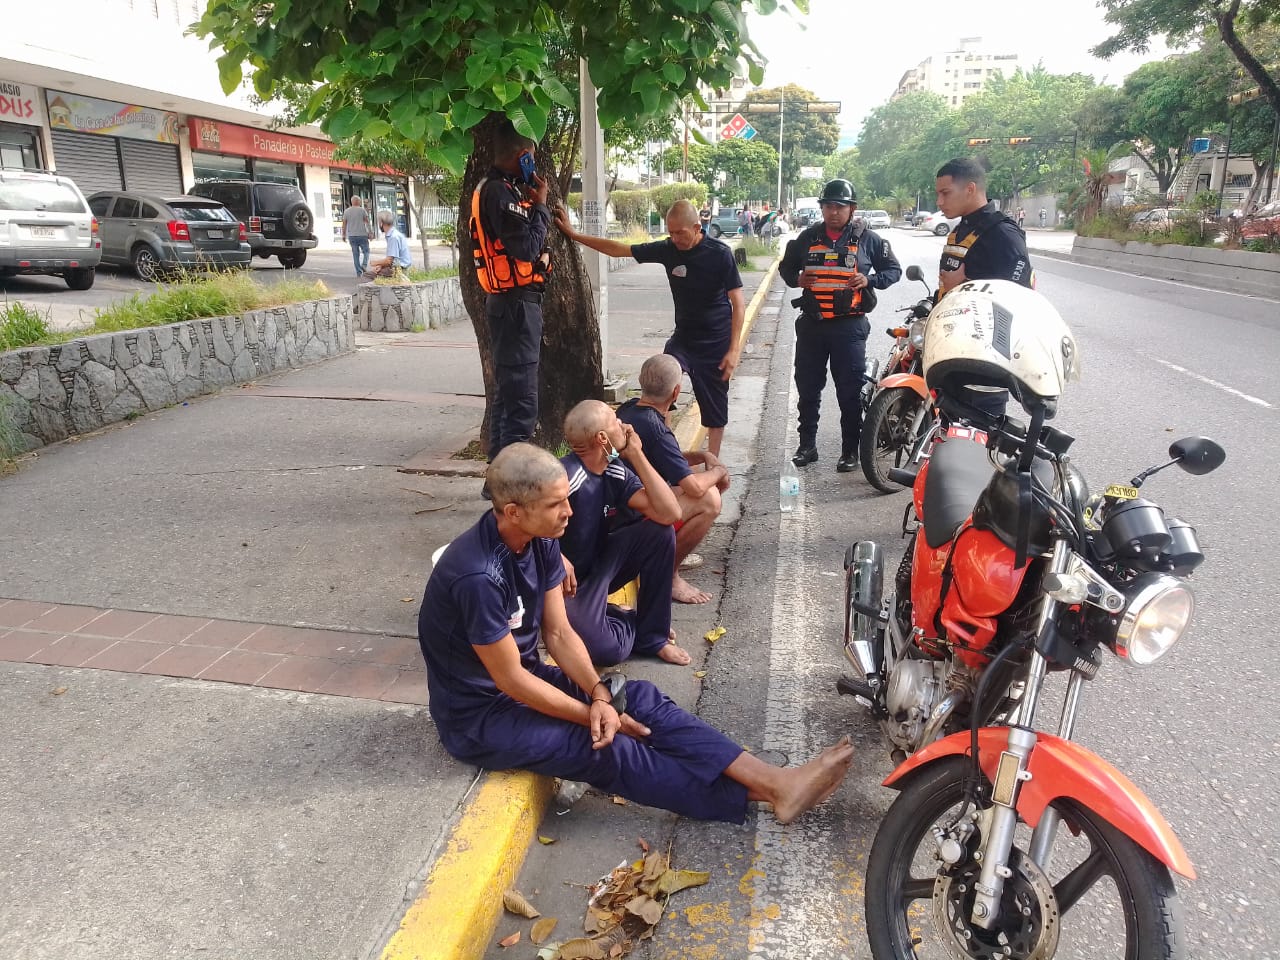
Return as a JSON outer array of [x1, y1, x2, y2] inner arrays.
[[1040, 255, 1280, 303], [1153, 358, 1274, 409]]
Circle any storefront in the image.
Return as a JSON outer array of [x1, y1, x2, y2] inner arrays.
[[45, 91, 182, 194], [189, 118, 308, 187], [0, 79, 46, 170], [329, 167, 410, 240]]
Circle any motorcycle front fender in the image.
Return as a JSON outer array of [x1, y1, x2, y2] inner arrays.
[[882, 729, 1196, 879], [877, 372, 928, 400]]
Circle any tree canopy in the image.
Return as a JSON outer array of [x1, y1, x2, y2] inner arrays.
[[739, 83, 841, 184]]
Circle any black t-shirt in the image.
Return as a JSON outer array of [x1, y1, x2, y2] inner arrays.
[[939, 202, 1032, 287], [631, 235, 743, 348], [615, 399, 691, 488]]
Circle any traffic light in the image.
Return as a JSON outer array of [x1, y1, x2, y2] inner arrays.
[[1228, 87, 1260, 105], [967, 138, 992, 147], [1008, 137, 1033, 146]]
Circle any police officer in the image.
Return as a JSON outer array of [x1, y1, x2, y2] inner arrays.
[[780, 179, 901, 472], [934, 157, 1033, 418], [470, 120, 553, 482]]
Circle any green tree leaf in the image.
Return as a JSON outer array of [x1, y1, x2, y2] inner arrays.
[[217, 55, 243, 96], [508, 101, 548, 141], [541, 75, 576, 110], [327, 105, 365, 141]]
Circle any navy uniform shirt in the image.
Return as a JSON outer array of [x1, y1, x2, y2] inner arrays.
[[940, 202, 1032, 287], [478, 166, 550, 265], [615, 399, 691, 488], [559, 452, 643, 578], [417, 511, 566, 750], [779, 220, 903, 296], [631, 236, 743, 350]]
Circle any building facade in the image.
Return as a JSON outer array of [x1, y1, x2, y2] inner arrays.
[[893, 37, 1020, 108], [0, 0, 411, 246]]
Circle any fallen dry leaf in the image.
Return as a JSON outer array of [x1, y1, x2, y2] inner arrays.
[[611, 796, 628, 806], [637, 837, 649, 853], [624, 895, 664, 926], [399, 597, 415, 602], [693, 670, 707, 679], [640, 852, 667, 882], [654, 868, 711, 897], [530, 916, 558, 944], [557, 937, 607, 959], [609, 946, 624, 958], [503, 889, 540, 919], [538, 835, 557, 845], [50, 687, 68, 696], [498, 931, 521, 948], [703, 625, 726, 644]]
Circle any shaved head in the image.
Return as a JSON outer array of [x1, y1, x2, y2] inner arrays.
[[563, 399, 611, 447], [666, 199, 700, 227], [638, 354, 682, 400], [487, 443, 565, 509]]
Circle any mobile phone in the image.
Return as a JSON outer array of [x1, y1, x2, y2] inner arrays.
[[517, 151, 537, 184]]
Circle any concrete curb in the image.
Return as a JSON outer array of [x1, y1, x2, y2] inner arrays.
[[673, 255, 781, 451], [380, 771, 554, 960]]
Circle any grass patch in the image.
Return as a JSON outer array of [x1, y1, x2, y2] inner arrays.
[[738, 236, 777, 259], [407, 265, 458, 282], [1, 271, 331, 350], [0, 301, 54, 351]]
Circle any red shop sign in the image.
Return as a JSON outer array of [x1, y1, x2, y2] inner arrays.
[[189, 118, 394, 173]]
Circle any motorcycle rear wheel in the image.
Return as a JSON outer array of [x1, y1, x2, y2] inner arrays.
[[865, 756, 1187, 960], [860, 387, 932, 494]]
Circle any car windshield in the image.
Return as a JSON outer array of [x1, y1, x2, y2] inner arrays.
[[0, 178, 85, 213], [253, 183, 303, 211], [170, 202, 237, 222]]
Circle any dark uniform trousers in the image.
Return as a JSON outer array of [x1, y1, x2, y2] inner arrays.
[[446, 664, 749, 823], [485, 289, 543, 461], [794, 312, 871, 453], [564, 520, 675, 666]]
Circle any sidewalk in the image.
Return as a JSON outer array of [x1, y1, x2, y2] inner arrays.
[[0, 255, 778, 960]]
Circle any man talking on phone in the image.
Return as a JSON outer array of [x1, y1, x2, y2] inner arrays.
[[470, 119, 553, 497]]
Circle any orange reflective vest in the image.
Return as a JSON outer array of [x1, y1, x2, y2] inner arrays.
[[469, 178, 549, 294], [804, 235, 864, 319]]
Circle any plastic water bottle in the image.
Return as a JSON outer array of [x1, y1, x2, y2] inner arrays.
[[779, 459, 801, 512]]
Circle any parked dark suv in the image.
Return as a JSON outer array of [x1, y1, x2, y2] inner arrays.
[[189, 180, 317, 268]]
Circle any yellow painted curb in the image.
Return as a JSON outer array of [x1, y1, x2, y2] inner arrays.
[[672, 254, 782, 453], [380, 770, 554, 960]]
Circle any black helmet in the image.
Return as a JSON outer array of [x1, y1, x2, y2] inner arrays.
[[819, 179, 857, 205]]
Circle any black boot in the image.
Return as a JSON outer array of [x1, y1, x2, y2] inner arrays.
[[792, 444, 818, 467], [836, 451, 857, 473]]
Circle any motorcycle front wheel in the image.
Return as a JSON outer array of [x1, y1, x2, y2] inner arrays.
[[865, 756, 1187, 960], [860, 387, 933, 494]]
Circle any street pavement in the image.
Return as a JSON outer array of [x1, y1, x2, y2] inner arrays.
[[0, 250, 772, 959]]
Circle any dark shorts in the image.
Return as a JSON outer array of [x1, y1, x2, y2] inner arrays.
[[665, 337, 729, 429]]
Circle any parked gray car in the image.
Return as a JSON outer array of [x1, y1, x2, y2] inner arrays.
[[87, 191, 251, 280], [0, 169, 100, 290]]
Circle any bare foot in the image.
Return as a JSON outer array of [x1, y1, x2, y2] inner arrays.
[[672, 574, 712, 604], [771, 738, 855, 824], [657, 642, 691, 665]]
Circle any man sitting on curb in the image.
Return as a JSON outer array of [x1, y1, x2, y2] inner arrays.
[[359, 210, 412, 282], [559, 400, 691, 667], [617, 354, 729, 605], [417, 442, 856, 824]]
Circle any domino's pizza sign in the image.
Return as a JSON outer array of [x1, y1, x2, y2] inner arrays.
[[719, 113, 758, 141]]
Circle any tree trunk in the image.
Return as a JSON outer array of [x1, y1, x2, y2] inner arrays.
[[1216, 4, 1280, 123], [458, 113, 603, 455]]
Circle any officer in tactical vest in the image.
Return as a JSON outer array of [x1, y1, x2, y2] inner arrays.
[[779, 179, 901, 472], [470, 120, 553, 490]]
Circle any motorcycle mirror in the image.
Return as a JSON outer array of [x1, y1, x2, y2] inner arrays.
[[905, 265, 925, 282], [1170, 437, 1226, 476]]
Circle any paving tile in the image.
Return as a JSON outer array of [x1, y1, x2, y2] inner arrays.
[[81, 640, 170, 673], [0, 600, 59, 629], [128, 614, 214, 644], [0, 629, 58, 663], [257, 656, 342, 694], [28, 635, 112, 668], [316, 662, 401, 700], [237, 624, 307, 655], [79, 609, 161, 639], [23, 603, 111, 634], [181, 619, 262, 649], [135, 644, 226, 680], [347, 635, 422, 667], [291, 629, 378, 660], [380, 668, 429, 706], [196, 650, 282, 685]]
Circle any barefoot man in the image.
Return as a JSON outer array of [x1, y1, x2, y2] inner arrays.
[[617, 354, 728, 605], [417, 442, 855, 823], [559, 400, 691, 666]]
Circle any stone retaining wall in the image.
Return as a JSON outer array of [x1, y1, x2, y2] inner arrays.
[[0, 297, 352, 450], [354, 277, 466, 332], [1070, 237, 1280, 298]]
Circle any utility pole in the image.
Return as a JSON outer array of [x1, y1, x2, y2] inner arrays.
[[579, 58, 609, 379], [776, 96, 785, 211]]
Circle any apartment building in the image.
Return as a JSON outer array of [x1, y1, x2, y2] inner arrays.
[[894, 37, 1020, 108]]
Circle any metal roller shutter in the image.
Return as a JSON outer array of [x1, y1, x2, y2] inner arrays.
[[120, 139, 182, 194], [50, 130, 122, 195]]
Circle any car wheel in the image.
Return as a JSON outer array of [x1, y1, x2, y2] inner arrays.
[[278, 250, 307, 269], [132, 245, 161, 281], [933, 223, 950, 236], [64, 267, 96, 291], [709, 224, 723, 238], [282, 202, 314, 239]]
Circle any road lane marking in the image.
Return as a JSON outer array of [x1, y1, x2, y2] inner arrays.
[[1038, 254, 1280, 303], [1153, 358, 1273, 409]]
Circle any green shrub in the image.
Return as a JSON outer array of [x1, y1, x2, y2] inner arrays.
[[650, 182, 707, 213], [739, 236, 776, 258], [0, 301, 53, 351], [609, 189, 650, 226]]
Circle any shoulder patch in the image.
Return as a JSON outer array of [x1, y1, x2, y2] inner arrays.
[[506, 202, 530, 219]]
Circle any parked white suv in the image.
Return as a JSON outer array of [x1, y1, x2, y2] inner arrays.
[[0, 170, 101, 289]]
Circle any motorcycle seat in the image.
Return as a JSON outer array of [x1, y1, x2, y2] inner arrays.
[[922, 438, 994, 549]]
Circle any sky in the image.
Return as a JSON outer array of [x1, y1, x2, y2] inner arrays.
[[746, 0, 1176, 147]]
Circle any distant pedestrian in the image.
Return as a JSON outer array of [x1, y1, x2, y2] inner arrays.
[[342, 196, 372, 277], [1038, 208, 1047, 228], [737, 207, 752, 236], [1016, 206, 1026, 229], [360, 210, 412, 281]]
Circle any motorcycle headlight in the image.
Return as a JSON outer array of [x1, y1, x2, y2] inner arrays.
[[909, 319, 926, 348], [1112, 573, 1194, 666]]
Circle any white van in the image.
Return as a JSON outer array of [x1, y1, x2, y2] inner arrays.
[[0, 170, 101, 289]]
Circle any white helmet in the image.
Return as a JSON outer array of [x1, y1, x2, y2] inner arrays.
[[923, 280, 1079, 419]]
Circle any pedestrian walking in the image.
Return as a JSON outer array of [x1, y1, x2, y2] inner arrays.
[[341, 196, 372, 277], [779, 178, 901, 472], [1016, 206, 1026, 229], [1038, 207, 1047, 228]]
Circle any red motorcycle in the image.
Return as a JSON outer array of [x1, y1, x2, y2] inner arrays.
[[839, 281, 1224, 959]]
